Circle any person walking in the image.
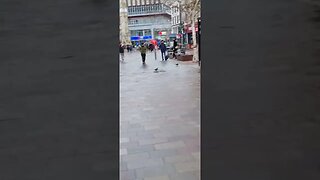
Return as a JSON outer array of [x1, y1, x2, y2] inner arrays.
[[149, 43, 154, 52], [138, 43, 148, 64], [119, 43, 125, 61], [159, 40, 167, 61]]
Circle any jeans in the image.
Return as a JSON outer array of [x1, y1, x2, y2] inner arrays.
[[161, 51, 166, 60]]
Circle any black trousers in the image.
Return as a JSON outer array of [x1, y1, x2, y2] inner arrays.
[[141, 53, 146, 63], [173, 49, 177, 58]]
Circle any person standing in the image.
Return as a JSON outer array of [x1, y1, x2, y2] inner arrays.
[[138, 43, 148, 64], [173, 39, 178, 59], [159, 40, 167, 61], [119, 43, 125, 61]]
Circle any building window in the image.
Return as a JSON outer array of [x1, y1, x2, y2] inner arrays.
[[137, 30, 143, 36], [129, 19, 139, 25], [144, 29, 151, 36], [131, 30, 143, 36], [130, 30, 135, 36]]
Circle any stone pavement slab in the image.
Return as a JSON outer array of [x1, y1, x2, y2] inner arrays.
[[120, 51, 200, 180]]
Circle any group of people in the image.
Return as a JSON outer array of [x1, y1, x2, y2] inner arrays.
[[126, 45, 133, 52], [138, 40, 169, 64], [119, 43, 134, 61], [119, 39, 179, 64]]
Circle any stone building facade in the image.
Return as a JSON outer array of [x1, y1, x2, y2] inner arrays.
[[170, 2, 181, 35], [126, 0, 172, 45]]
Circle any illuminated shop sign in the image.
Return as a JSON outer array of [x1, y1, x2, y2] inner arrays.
[[131, 36, 153, 41]]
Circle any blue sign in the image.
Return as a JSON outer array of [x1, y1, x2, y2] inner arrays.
[[131, 36, 140, 41], [131, 36, 152, 41], [143, 35, 152, 40]]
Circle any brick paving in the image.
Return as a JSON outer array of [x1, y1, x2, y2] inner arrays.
[[120, 51, 200, 180]]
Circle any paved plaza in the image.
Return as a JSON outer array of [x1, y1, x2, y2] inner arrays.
[[120, 51, 200, 180]]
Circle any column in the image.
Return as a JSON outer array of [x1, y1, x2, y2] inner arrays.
[[151, 28, 154, 39]]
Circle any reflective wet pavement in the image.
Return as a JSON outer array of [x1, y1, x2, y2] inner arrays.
[[120, 51, 200, 180]]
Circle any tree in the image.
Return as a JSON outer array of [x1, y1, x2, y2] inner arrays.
[[164, 0, 201, 62], [119, 0, 131, 45]]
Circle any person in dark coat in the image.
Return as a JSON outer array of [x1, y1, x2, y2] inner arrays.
[[173, 39, 178, 59], [149, 43, 154, 52], [119, 43, 125, 61], [159, 40, 167, 61]]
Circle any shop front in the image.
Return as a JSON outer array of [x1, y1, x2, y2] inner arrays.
[[130, 35, 153, 46], [184, 23, 199, 49], [153, 29, 171, 41]]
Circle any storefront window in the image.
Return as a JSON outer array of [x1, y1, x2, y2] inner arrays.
[[144, 29, 151, 36], [137, 30, 143, 36]]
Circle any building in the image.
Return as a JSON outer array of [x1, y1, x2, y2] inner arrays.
[[170, 2, 181, 35], [170, 1, 186, 45], [127, 0, 172, 45], [180, 0, 200, 48]]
